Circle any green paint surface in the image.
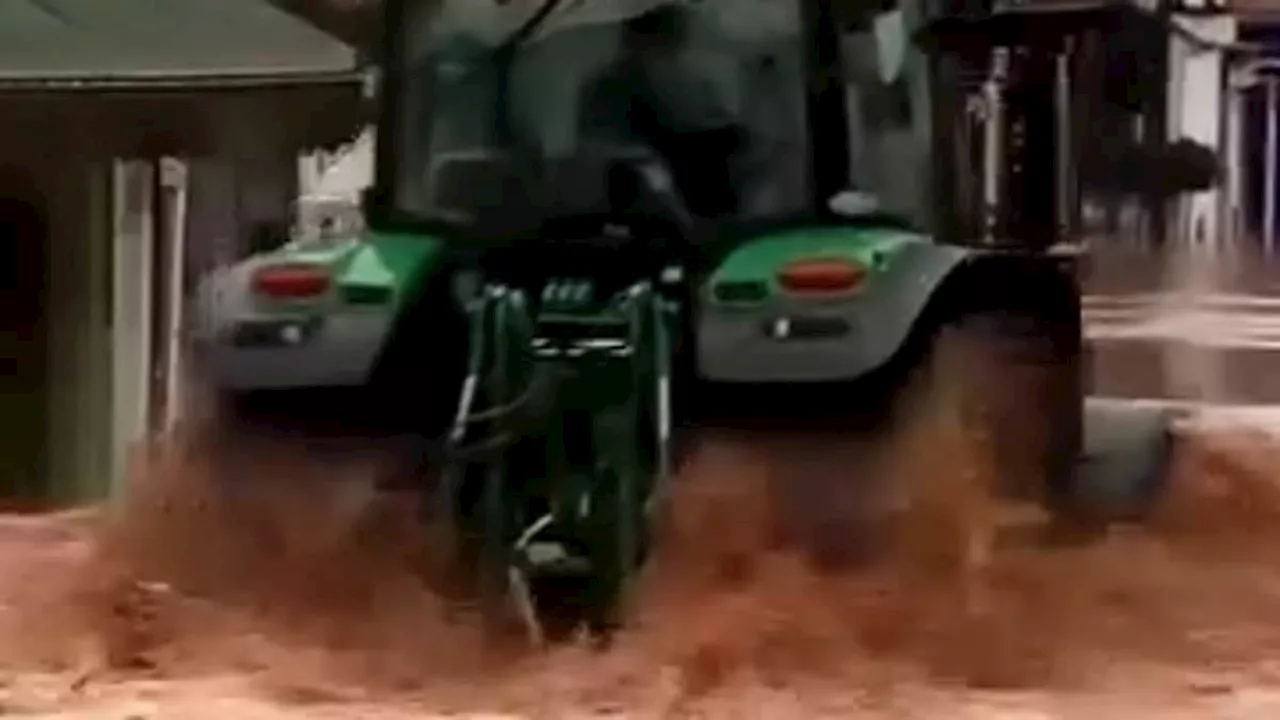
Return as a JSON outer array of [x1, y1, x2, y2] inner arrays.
[[709, 226, 924, 297], [335, 231, 446, 307], [265, 231, 446, 309]]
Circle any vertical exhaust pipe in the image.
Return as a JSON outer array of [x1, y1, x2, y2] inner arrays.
[[1265, 76, 1279, 254], [1055, 43, 1074, 245], [982, 47, 1009, 245]]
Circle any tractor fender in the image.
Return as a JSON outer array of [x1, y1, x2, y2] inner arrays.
[[366, 240, 473, 436], [696, 233, 975, 384]]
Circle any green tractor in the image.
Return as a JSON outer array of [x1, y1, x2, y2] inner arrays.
[[223, 0, 1213, 641]]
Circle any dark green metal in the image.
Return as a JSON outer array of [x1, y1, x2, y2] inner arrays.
[[439, 276, 675, 638]]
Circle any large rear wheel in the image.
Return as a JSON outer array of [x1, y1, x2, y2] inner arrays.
[[897, 298, 1172, 562], [885, 306, 1081, 581]]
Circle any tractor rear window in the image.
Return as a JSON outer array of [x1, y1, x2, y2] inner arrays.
[[390, 0, 810, 230]]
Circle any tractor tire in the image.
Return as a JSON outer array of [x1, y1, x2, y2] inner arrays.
[[367, 263, 470, 495], [1072, 398, 1176, 523], [899, 309, 1174, 542], [891, 305, 1081, 539], [367, 263, 470, 442]]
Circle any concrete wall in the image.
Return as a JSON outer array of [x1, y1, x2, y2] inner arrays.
[[0, 82, 362, 506], [185, 150, 297, 280], [185, 158, 240, 279], [0, 166, 50, 502], [191, 97, 300, 270], [1, 154, 179, 504], [36, 156, 211, 503], [110, 161, 156, 497], [42, 159, 115, 503]]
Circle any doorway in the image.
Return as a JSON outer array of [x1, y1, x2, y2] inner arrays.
[[0, 184, 49, 504]]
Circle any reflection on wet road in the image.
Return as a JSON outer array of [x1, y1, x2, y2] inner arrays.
[[1087, 294, 1280, 349], [1085, 245, 1280, 430]]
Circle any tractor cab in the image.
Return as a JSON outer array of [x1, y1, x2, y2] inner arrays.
[[369, 0, 1209, 254], [371, 0, 927, 246]]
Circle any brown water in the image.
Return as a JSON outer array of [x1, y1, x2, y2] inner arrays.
[[9, 423, 1280, 718], [4, 239, 1280, 716]]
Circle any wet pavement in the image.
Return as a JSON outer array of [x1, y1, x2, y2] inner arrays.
[[3, 244, 1280, 719], [1085, 296, 1280, 404], [1084, 243, 1280, 415]]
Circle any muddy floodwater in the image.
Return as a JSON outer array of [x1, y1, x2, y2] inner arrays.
[[4, 242, 1280, 717], [2, 417, 1280, 718]]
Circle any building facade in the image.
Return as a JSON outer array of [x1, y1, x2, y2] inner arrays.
[[0, 0, 364, 506]]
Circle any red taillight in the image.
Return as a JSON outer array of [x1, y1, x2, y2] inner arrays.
[[777, 258, 866, 294], [252, 264, 331, 299]]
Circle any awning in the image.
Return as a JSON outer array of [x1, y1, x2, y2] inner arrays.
[[0, 0, 367, 152], [0, 0, 359, 89], [0, 87, 369, 156]]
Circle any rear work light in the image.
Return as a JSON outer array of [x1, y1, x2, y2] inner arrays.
[[251, 264, 332, 299], [777, 258, 867, 294]]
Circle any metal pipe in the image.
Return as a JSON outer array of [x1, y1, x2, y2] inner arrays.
[[159, 158, 189, 433], [1224, 86, 1244, 247], [981, 48, 1009, 245], [1054, 45, 1073, 243], [1265, 78, 1278, 253]]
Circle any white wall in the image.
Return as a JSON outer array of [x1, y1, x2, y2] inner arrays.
[[111, 160, 155, 497], [185, 158, 239, 276], [156, 158, 189, 434], [1167, 15, 1237, 249], [299, 127, 375, 201]]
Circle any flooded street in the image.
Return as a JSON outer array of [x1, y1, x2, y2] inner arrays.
[[4, 242, 1280, 717], [1086, 244, 1280, 412], [9, 427, 1280, 718]]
